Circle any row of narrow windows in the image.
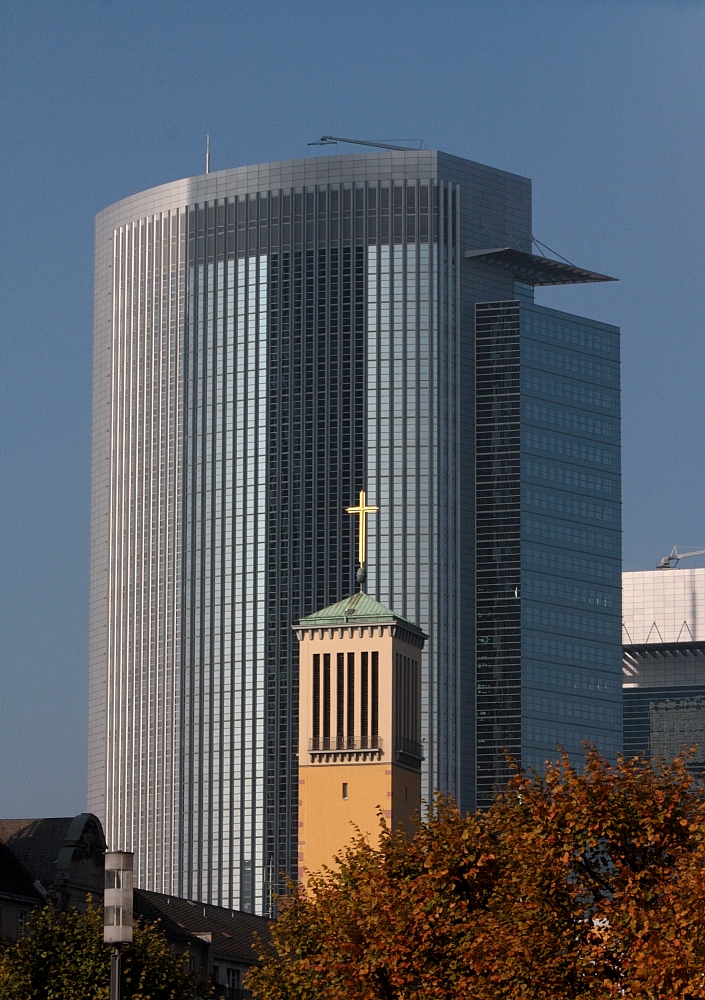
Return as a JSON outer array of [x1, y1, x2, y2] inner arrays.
[[309, 650, 421, 752], [311, 651, 379, 750], [184, 182, 455, 260]]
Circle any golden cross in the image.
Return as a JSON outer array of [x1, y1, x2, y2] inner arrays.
[[346, 490, 379, 568]]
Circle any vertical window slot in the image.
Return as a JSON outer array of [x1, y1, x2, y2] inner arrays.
[[312, 654, 320, 749], [347, 652, 355, 747], [323, 653, 331, 748], [361, 652, 369, 748], [336, 653, 345, 749], [371, 651, 379, 747]]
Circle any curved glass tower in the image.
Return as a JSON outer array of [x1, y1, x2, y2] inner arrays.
[[89, 151, 622, 912]]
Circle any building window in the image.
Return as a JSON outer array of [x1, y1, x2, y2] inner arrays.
[[342, 783, 348, 800], [371, 652, 379, 746], [323, 654, 331, 747], [337, 653, 345, 748], [312, 654, 320, 748], [361, 652, 369, 746], [347, 652, 355, 747]]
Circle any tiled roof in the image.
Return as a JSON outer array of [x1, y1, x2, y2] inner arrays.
[[133, 890, 200, 945], [135, 890, 271, 966], [0, 818, 73, 888]]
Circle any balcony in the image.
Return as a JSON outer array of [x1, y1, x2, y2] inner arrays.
[[308, 737, 383, 762], [307, 736, 423, 768]]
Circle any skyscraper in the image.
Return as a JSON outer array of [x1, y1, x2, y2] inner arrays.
[[89, 150, 622, 913]]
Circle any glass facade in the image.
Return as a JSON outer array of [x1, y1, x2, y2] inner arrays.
[[89, 151, 622, 913], [623, 651, 705, 774], [476, 298, 622, 806]]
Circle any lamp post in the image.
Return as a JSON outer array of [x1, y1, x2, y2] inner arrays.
[[104, 851, 133, 1000]]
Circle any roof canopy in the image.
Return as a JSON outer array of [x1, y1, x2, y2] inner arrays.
[[464, 247, 617, 286]]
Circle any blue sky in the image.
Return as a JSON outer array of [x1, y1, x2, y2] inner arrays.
[[1, 0, 704, 816]]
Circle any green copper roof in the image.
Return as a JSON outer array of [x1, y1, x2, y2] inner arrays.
[[297, 590, 424, 632]]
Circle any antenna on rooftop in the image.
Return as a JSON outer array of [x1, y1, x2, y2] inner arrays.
[[206, 134, 211, 174], [308, 135, 425, 152]]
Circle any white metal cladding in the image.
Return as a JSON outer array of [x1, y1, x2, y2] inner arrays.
[[104, 213, 183, 894], [623, 569, 705, 644], [102, 229, 269, 908]]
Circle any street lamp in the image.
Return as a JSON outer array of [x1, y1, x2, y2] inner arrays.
[[104, 851, 133, 1000]]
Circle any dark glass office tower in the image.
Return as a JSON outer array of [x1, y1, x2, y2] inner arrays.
[[89, 151, 622, 912], [475, 295, 621, 806]]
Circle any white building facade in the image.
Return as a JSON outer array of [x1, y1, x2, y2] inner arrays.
[[623, 568, 705, 770]]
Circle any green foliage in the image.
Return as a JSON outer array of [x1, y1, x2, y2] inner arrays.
[[0, 899, 203, 1000], [248, 749, 705, 1000]]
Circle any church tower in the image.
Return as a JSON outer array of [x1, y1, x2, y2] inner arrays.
[[294, 492, 427, 880]]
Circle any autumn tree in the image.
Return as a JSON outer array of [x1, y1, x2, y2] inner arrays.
[[0, 899, 205, 1000], [248, 749, 705, 1000]]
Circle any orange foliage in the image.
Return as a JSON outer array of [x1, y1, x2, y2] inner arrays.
[[249, 749, 705, 999]]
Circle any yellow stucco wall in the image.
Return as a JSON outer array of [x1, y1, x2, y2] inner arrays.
[[298, 762, 391, 880], [299, 761, 421, 879]]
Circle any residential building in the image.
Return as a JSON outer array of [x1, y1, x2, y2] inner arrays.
[[0, 814, 267, 994]]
